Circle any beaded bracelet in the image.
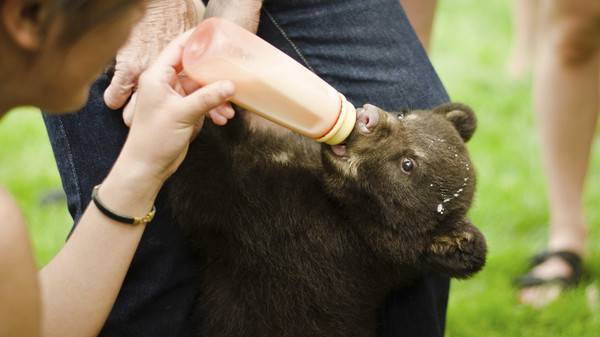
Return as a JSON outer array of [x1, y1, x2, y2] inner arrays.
[[91, 185, 156, 225]]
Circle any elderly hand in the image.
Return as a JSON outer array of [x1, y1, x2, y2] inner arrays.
[[104, 0, 265, 127], [104, 0, 203, 119]]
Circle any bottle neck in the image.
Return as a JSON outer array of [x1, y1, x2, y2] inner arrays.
[[316, 93, 356, 145]]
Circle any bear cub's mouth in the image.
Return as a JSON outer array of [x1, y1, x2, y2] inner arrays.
[[329, 140, 348, 158], [327, 104, 380, 160]]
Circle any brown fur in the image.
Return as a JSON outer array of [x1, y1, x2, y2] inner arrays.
[[168, 102, 486, 337]]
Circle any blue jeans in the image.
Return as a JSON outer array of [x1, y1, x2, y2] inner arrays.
[[44, 0, 450, 336]]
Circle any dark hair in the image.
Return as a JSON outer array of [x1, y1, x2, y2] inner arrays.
[[47, 0, 142, 44]]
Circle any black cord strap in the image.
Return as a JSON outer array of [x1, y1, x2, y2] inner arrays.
[[91, 185, 156, 225]]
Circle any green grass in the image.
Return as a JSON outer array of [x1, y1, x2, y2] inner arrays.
[[430, 0, 600, 336], [1, 0, 599, 334], [0, 108, 72, 267]]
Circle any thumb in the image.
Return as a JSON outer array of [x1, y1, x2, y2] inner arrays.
[[179, 81, 235, 123], [104, 67, 138, 109]]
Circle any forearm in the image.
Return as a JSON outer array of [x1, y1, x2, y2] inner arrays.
[[36, 4, 237, 336], [38, 157, 163, 337], [135, 0, 202, 46], [37, 30, 235, 336], [204, 0, 264, 33], [121, 0, 202, 67]]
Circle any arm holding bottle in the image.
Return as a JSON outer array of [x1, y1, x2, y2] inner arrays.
[[38, 31, 235, 337]]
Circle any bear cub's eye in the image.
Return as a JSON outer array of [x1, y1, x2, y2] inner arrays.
[[401, 157, 415, 174], [397, 112, 405, 120]]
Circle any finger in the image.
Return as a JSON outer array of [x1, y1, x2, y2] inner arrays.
[[208, 103, 235, 125], [104, 68, 138, 109], [122, 92, 138, 127], [217, 102, 235, 119], [179, 73, 203, 95], [208, 110, 227, 125], [179, 80, 235, 123]]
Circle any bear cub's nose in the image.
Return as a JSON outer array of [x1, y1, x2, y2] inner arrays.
[[357, 104, 380, 134]]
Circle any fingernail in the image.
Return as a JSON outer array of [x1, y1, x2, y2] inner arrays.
[[220, 81, 235, 98]]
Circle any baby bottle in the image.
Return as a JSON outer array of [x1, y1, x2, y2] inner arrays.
[[182, 17, 356, 145]]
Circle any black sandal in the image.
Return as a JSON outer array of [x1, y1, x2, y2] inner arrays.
[[515, 250, 583, 289]]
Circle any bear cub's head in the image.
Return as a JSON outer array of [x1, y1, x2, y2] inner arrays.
[[321, 102, 486, 279]]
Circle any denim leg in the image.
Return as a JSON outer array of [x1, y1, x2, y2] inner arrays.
[[259, 1, 450, 336], [43, 74, 199, 337], [260, 0, 449, 111], [44, 1, 449, 336]]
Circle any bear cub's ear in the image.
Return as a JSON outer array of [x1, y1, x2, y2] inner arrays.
[[424, 217, 487, 279], [433, 103, 477, 142]]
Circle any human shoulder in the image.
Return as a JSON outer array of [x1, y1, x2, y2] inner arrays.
[[0, 185, 41, 337], [0, 185, 36, 275], [0, 184, 38, 276]]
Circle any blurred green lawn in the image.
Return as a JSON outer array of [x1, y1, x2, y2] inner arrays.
[[431, 1, 600, 336], [0, 107, 72, 267], [1, 0, 599, 335]]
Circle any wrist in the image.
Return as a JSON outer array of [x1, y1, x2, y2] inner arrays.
[[99, 157, 165, 220], [126, 0, 199, 58], [92, 185, 156, 225], [143, 0, 198, 32]]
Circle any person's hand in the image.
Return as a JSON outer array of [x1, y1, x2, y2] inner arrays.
[[117, 30, 236, 184], [104, 0, 203, 116], [203, 0, 265, 33]]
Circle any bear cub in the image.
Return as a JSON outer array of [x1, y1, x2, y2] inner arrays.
[[168, 102, 486, 337]]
